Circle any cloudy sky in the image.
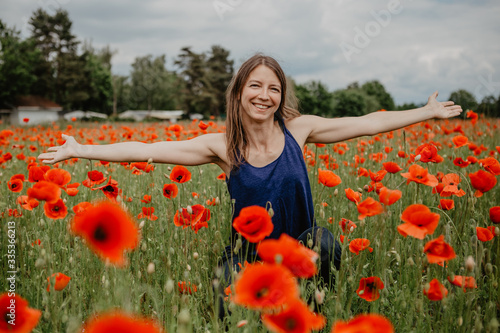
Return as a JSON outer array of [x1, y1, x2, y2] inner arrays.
[[2, 0, 499, 106]]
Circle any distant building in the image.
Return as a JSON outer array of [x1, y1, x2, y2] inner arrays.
[[118, 110, 185, 122], [2, 96, 63, 126]]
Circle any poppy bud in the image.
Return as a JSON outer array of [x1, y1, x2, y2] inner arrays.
[[465, 256, 475, 272], [147, 157, 153, 164], [147, 262, 155, 274], [139, 220, 145, 229], [166, 279, 174, 293], [274, 254, 283, 265], [315, 289, 325, 304], [485, 263, 493, 275], [458, 317, 463, 326], [187, 205, 193, 214], [334, 188, 338, 196], [307, 239, 314, 248], [268, 207, 275, 218], [234, 238, 242, 254], [193, 252, 199, 260]]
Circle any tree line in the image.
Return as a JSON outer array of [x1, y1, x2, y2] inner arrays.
[[1, 8, 499, 119]]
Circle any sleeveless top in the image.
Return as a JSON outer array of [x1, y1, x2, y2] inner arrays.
[[226, 120, 315, 245]]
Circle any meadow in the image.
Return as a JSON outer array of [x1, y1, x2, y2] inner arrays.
[[0, 113, 499, 333]]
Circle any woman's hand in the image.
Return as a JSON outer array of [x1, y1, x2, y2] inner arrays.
[[38, 134, 79, 164], [426, 91, 463, 119]]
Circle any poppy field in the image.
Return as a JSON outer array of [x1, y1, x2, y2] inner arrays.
[[1, 112, 499, 332]]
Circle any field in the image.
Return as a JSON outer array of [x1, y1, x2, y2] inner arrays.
[[1, 114, 499, 333]]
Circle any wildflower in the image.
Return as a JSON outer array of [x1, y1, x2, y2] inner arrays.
[[47, 273, 71, 291], [440, 173, 466, 197], [469, 169, 497, 197], [345, 188, 362, 204], [169, 165, 192, 183], [17, 195, 39, 211], [356, 276, 384, 302], [257, 233, 318, 278], [261, 299, 326, 333], [233, 262, 300, 311], [452, 135, 469, 148], [44, 198, 68, 220], [382, 161, 403, 173], [27, 180, 61, 203], [414, 143, 443, 163], [65, 182, 80, 196], [178, 281, 198, 294], [83, 170, 107, 187], [93, 178, 122, 202], [401, 164, 439, 187], [318, 169, 342, 187], [349, 238, 373, 255], [397, 204, 440, 239], [453, 157, 470, 168], [339, 218, 357, 234], [73, 201, 93, 215], [369, 169, 387, 183], [138, 207, 158, 221], [198, 121, 209, 130], [476, 227, 494, 242], [489, 206, 500, 224], [466, 110, 478, 124], [78, 310, 164, 333], [378, 187, 402, 206], [7, 178, 23, 192], [438, 199, 455, 210], [162, 183, 179, 199], [233, 205, 273, 243], [0, 293, 42, 333], [130, 162, 154, 173], [331, 314, 394, 333], [478, 157, 500, 175], [423, 235, 456, 264], [28, 165, 50, 182], [173, 204, 210, 233], [217, 172, 226, 180], [424, 278, 448, 301], [44, 168, 71, 187], [70, 201, 139, 267], [356, 197, 384, 220], [447, 275, 477, 292]]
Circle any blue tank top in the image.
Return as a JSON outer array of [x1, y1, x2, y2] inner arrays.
[[226, 121, 315, 244]]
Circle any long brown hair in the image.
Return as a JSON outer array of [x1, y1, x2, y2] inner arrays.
[[225, 53, 300, 170]]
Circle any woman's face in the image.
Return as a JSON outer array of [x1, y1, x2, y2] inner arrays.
[[239, 65, 282, 124]]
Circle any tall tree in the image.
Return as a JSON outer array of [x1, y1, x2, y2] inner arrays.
[[205, 45, 234, 116], [294, 80, 334, 116], [0, 20, 42, 106], [448, 89, 477, 112], [361, 80, 395, 110], [175, 47, 208, 116]]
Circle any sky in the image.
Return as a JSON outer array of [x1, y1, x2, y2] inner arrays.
[[2, 0, 500, 106]]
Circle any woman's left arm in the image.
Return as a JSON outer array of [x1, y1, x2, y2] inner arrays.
[[297, 91, 463, 144]]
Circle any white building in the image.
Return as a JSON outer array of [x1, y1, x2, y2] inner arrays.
[[8, 96, 62, 126]]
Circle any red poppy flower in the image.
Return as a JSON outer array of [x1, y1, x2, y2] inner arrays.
[[65, 183, 80, 196], [332, 314, 394, 333], [7, 178, 23, 192], [23, 117, 30, 123], [369, 169, 387, 183], [83, 170, 107, 187], [178, 281, 198, 294], [358, 167, 369, 177], [47, 272, 71, 291], [453, 157, 470, 168], [44, 168, 71, 187], [423, 235, 456, 264], [490, 206, 500, 224], [424, 278, 448, 301], [469, 169, 497, 197], [452, 135, 469, 148], [349, 238, 373, 255], [28, 165, 50, 182], [318, 168, 342, 187], [378, 187, 402, 206], [447, 275, 477, 292], [10, 174, 26, 182], [478, 157, 500, 175], [27, 180, 61, 204], [466, 110, 478, 124], [169, 165, 192, 183], [93, 178, 122, 202], [140, 195, 152, 203], [70, 201, 139, 267], [401, 164, 439, 187], [173, 204, 210, 233], [162, 183, 179, 199], [44, 198, 68, 219], [79, 310, 164, 333], [0, 293, 41, 333], [382, 161, 403, 173], [233, 205, 274, 243], [476, 227, 494, 242], [397, 204, 440, 239], [233, 262, 300, 311], [438, 199, 455, 210], [339, 218, 357, 234], [217, 172, 226, 180], [440, 173, 466, 197], [261, 299, 326, 333], [257, 233, 319, 278], [356, 276, 384, 302], [138, 207, 158, 221], [130, 162, 154, 173], [356, 197, 384, 220], [73, 202, 93, 215], [414, 143, 443, 163], [345, 188, 362, 204], [16, 195, 39, 211]]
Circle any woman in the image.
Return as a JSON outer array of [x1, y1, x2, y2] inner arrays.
[[39, 53, 462, 308]]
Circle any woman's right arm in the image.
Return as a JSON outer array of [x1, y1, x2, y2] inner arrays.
[[38, 133, 228, 169]]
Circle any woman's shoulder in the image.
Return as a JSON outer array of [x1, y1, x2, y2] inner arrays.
[[284, 115, 318, 148]]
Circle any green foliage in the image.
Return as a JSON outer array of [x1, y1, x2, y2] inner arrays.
[[448, 89, 478, 112], [361, 80, 396, 110], [294, 80, 334, 116], [476, 95, 500, 118]]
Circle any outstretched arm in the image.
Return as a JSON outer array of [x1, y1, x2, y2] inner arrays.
[[38, 133, 228, 169], [295, 91, 462, 144]]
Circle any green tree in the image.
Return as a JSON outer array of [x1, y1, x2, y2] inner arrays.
[[476, 95, 499, 118], [361, 80, 395, 110], [0, 20, 42, 106], [448, 89, 477, 112], [331, 89, 368, 117], [205, 45, 234, 116], [295, 80, 334, 116]]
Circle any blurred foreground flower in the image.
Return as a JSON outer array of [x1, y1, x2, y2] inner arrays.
[[261, 299, 326, 333], [79, 310, 164, 333], [0, 293, 41, 333], [331, 313, 394, 333], [233, 205, 273, 243]]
